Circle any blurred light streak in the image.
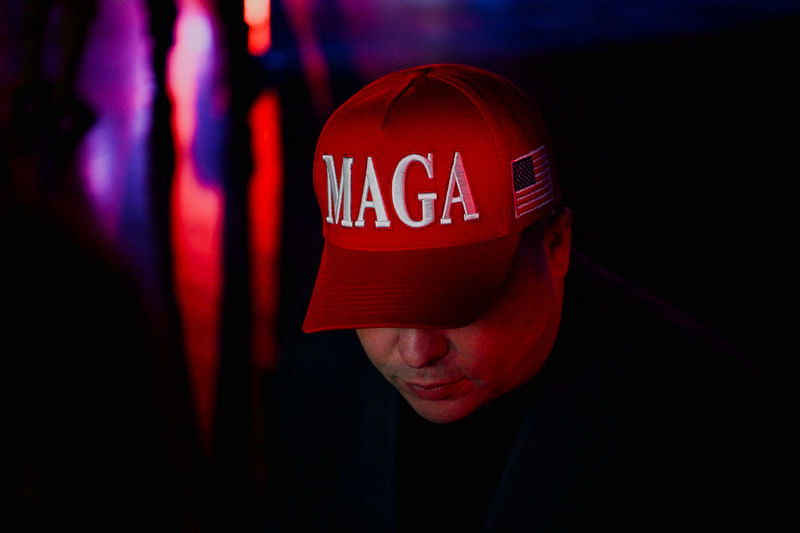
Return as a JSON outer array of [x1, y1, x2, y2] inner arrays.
[[284, 0, 332, 117], [247, 89, 283, 372], [168, 0, 225, 453], [245, 0, 272, 55], [75, 0, 154, 248]]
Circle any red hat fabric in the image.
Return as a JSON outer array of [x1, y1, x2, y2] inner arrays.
[[303, 64, 560, 333]]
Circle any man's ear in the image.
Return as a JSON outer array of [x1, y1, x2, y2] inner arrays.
[[543, 207, 571, 279]]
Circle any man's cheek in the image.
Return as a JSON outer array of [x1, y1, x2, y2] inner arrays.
[[371, 358, 400, 384]]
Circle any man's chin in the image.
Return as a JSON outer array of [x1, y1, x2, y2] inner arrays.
[[402, 394, 483, 424]]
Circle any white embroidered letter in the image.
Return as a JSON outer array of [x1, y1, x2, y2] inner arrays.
[[356, 157, 390, 228], [323, 154, 353, 227], [392, 153, 436, 228], [440, 151, 480, 224]]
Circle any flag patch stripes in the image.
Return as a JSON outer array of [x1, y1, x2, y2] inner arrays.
[[511, 145, 554, 218]]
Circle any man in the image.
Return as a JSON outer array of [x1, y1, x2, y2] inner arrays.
[[271, 64, 774, 531]]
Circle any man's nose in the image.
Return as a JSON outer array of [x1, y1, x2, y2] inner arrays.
[[397, 329, 449, 368]]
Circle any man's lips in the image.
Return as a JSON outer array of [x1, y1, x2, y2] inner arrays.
[[403, 378, 465, 401]]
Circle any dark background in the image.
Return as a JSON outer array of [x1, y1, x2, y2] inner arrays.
[[3, 1, 798, 531]]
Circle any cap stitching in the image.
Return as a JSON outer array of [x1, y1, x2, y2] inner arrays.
[[381, 69, 431, 130]]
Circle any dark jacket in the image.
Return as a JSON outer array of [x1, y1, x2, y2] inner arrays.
[[270, 250, 785, 532]]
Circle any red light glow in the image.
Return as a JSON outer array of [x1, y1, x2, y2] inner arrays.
[[248, 89, 284, 372], [167, 2, 225, 453], [245, 0, 272, 55]]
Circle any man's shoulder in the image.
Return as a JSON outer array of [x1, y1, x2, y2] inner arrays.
[[544, 251, 778, 530], [560, 249, 758, 428], [554, 251, 763, 468], [564, 249, 745, 370]]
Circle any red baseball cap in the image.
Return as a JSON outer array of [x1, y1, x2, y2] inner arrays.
[[303, 64, 560, 333]]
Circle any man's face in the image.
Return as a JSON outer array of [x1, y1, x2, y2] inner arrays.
[[356, 230, 566, 424]]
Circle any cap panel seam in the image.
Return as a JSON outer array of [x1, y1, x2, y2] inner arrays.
[[381, 75, 425, 130], [427, 73, 510, 236]]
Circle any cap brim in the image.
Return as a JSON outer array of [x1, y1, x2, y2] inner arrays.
[[302, 234, 520, 333]]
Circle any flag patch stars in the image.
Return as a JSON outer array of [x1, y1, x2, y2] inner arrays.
[[511, 145, 554, 218]]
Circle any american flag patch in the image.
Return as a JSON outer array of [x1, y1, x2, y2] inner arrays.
[[511, 145, 554, 218]]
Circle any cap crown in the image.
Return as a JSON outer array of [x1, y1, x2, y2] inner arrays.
[[313, 64, 559, 251]]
